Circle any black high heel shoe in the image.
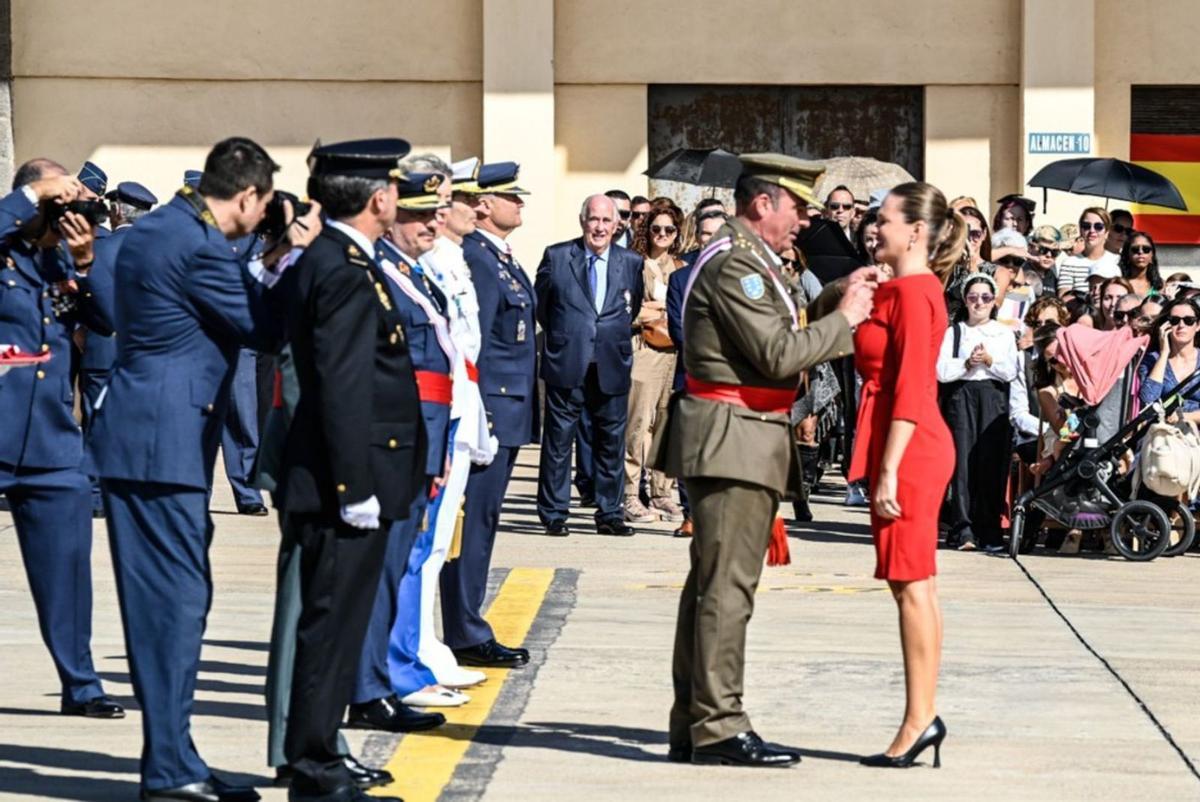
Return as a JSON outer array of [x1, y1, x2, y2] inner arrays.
[[860, 716, 946, 768]]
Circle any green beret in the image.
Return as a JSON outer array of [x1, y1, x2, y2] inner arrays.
[[738, 152, 827, 210]]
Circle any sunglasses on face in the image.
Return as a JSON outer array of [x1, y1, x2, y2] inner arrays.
[[617, 210, 632, 220], [1112, 309, 1133, 322], [631, 211, 648, 220], [997, 257, 1026, 269], [1130, 245, 1153, 255], [967, 229, 984, 241], [650, 224, 677, 236], [1170, 315, 1198, 326], [965, 293, 995, 304], [1080, 221, 1106, 233], [781, 257, 799, 267], [827, 202, 854, 212], [1112, 223, 1132, 235]]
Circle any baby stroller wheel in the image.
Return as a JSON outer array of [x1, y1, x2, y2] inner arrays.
[[1109, 501, 1172, 562], [1008, 509, 1024, 559], [1161, 501, 1196, 558]]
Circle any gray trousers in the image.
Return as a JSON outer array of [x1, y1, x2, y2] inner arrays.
[[265, 521, 350, 767]]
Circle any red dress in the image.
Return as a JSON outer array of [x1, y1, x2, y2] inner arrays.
[[849, 273, 955, 581]]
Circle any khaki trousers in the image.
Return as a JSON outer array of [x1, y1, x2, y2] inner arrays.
[[624, 342, 677, 499], [669, 476, 779, 748]]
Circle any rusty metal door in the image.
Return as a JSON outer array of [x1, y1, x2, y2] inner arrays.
[[648, 84, 924, 211]]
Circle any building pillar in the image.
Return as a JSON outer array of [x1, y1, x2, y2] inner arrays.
[[1020, 0, 1097, 223], [481, 0, 554, 267]]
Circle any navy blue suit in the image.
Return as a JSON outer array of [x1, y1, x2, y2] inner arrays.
[[0, 187, 113, 708], [666, 254, 696, 392], [353, 241, 451, 705], [87, 192, 281, 793], [439, 230, 537, 650], [220, 347, 265, 509], [534, 238, 642, 524]]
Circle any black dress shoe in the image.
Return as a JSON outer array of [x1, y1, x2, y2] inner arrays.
[[452, 638, 529, 668], [691, 731, 801, 768], [578, 494, 597, 508], [596, 518, 634, 536], [237, 502, 269, 516], [346, 695, 445, 733], [273, 766, 294, 788], [544, 520, 570, 537], [344, 755, 393, 789], [141, 776, 259, 802], [667, 744, 692, 763], [61, 696, 125, 718]]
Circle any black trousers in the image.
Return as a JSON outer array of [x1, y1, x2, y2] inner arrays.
[[942, 379, 1011, 547], [283, 512, 390, 795]]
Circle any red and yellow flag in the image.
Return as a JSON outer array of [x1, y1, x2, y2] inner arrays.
[[1131, 133, 1200, 243]]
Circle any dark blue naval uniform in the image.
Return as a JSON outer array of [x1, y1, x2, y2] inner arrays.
[[220, 235, 266, 511], [87, 190, 281, 793], [0, 186, 114, 707], [353, 239, 451, 703], [439, 229, 537, 650]]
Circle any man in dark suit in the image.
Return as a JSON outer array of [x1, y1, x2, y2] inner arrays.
[[89, 138, 318, 802], [0, 159, 123, 719], [438, 162, 538, 669], [274, 139, 421, 802], [534, 194, 643, 536]]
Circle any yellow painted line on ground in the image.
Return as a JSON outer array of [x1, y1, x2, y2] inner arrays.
[[374, 568, 554, 801]]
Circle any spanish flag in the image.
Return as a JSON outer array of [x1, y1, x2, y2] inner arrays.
[[1131, 133, 1200, 243]]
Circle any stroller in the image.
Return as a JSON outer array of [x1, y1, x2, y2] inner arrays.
[[1009, 328, 1200, 562]]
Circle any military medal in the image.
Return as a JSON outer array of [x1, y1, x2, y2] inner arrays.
[[516, 318, 527, 342]]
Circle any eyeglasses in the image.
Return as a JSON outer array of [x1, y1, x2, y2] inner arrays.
[[1169, 315, 1198, 326], [781, 257, 799, 268], [1112, 223, 1132, 235], [617, 210, 632, 220], [996, 257, 1026, 269], [827, 202, 854, 212], [967, 229, 984, 241], [631, 211, 648, 219], [1112, 309, 1133, 322], [1080, 221, 1107, 233], [965, 293, 995, 304], [650, 224, 677, 236], [1130, 245, 1153, 255]]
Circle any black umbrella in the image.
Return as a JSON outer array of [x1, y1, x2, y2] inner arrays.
[[1028, 157, 1187, 211], [644, 147, 741, 188]]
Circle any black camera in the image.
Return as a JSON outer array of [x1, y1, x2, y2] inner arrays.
[[49, 199, 109, 230], [256, 190, 312, 241]]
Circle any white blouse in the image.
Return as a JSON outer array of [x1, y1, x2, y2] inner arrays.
[[936, 320, 1020, 384]]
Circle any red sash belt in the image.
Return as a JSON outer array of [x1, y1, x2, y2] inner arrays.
[[415, 370, 452, 405], [685, 376, 795, 414]]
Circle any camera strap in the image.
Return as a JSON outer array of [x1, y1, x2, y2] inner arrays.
[[176, 185, 220, 231]]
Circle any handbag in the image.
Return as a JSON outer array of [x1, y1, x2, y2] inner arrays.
[[641, 315, 674, 350]]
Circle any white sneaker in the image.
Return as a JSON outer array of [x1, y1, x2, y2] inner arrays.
[[401, 687, 470, 707], [437, 666, 487, 689], [843, 484, 869, 507], [624, 498, 656, 523]]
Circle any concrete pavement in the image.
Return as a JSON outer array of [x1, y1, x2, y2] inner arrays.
[[1, 448, 1198, 801]]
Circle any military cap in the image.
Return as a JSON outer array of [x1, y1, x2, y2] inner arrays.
[[996, 193, 1037, 215], [737, 153, 826, 210], [451, 157, 480, 185], [78, 161, 108, 195], [105, 181, 158, 210], [456, 161, 530, 195], [183, 169, 203, 189], [307, 138, 412, 179], [396, 172, 445, 211]]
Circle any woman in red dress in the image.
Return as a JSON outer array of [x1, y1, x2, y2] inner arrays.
[[849, 182, 963, 769]]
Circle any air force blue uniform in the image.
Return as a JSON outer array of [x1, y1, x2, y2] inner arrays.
[[439, 229, 537, 650], [354, 240, 451, 704], [0, 186, 113, 708], [534, 238, 643, 525], [87, 189, 281, 793]]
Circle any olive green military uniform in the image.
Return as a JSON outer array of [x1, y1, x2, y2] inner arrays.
[[664, 166, 854, 749]]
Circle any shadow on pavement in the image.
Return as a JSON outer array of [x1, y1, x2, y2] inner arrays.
[[202, 639, 270, 652], [97, 672, 263, 697]]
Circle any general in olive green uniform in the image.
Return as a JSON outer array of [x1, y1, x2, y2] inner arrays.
[[664, 154, 855, 761]]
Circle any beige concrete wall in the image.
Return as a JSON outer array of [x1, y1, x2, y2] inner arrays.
[[925, 85, 1021, 211], [555, 0, 1020, 85], [13, 78, 482, 206]]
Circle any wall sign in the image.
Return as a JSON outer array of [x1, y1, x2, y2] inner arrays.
[[1028, 132, 1092, 154]]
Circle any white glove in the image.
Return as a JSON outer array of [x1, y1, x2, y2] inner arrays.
[[340, 495, 381, 530]]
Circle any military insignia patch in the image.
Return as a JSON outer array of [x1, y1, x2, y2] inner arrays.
[[740, 274, 766, 300]]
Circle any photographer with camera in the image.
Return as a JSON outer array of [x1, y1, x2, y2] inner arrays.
[[0, 157, 124, 722], [86, 136, 321, 802]]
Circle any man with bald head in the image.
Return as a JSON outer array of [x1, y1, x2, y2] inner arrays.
[[534, 194, 644, 536]]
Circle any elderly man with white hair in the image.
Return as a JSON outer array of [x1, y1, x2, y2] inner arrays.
[[533, 193, 644, 536]]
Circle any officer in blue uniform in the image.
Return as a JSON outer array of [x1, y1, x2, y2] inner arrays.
[[222, 345, 268, 514], [79, 182, 158, 514], [439, 162, 538, 668], [0, 158, 122, 719], [346, 172, 451, 732], [88, 138, 318, 802]]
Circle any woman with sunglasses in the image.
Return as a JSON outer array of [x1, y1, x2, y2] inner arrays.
[[624, 201, 687, 524], [1056, 208, 1119, 295], [1138, 297, 1200, 423], [943, 206, 992, 320], [936, 274, 1020, 552], [1120, 231, 1163, 298], [1097, 276, 1136, 330]]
